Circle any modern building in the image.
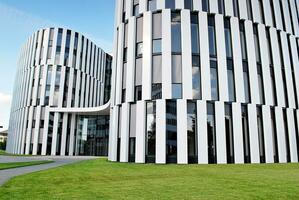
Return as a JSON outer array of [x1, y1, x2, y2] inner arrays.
[[6, 0, 299, 165], [108, 0, 299, 164], [6, 28, 112, 156]]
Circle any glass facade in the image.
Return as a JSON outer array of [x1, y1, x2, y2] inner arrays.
[[76, 115, 109, 156], [166, 100, 177, 163]]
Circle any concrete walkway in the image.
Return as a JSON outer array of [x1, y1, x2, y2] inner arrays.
[[0, 156, 97, 186]]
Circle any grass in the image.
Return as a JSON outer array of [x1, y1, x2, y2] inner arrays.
[[0, 150, 32, 157], [0, 158, 298, 199], [0, 160, 53, 170]]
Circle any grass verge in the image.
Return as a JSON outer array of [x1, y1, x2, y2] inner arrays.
[[0, 160, 53, 170], [0, 150, 32, 156], [0, 158, 298, 199]]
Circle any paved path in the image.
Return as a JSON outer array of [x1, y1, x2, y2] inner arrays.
[[0, 156, 97, 186]]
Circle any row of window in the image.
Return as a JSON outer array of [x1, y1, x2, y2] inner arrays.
[[31, 29, 105, 80], [122, 0, 299, 36], [117, 100, 299, 164], [119, 11, 299, 110]]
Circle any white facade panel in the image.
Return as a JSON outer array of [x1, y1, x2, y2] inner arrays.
[[177, 99, 188, 164], [162, 9, 172, 99], [181, 10, 193, 99], [135, 101, 146, 163], [197, 100, 208, 164], [287, 109, 298, 162], [275, 107, 287, 163], [215, 101, 226, 164], [215, 14, 228, 102], [247, 104, 260, 163], [199, 12, 211, 100], [120, 103, 130, 162], [232, 103, 244, 163], [262, 105, 274, 163], [156, 99, 166, 164]]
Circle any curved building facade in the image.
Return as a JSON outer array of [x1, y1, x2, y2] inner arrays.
[[7, 27, 112, 156], [108, 0, 299, 164]]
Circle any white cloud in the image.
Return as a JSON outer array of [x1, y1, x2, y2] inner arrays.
[[0, 92, 12, 131], [0, 92, 12, 105]]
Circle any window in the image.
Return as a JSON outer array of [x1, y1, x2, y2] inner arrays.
[[225, 104, 234, 163], [257, 106, 265, 163], [47, 28, 54, 62], [133, 0, 139, 16], [184, 0, 193, 9], [240, 23, 247, 60], [224, 18, 233, 58], [283, 109, 291, 162], [153, 55, 162, 83], [207, 102, 216, 164], [153, 39, 161, 54], [258, 0, 265, 23], [227, 60, 235, 102], [242, 105, 251, 163], [171, 12, 181, 53], [187, 101, 197, 163], [55, 29, 63, 64], [123, 48, 128, 62], [146, 102, 156, 163], [172, 54, 182, 98], [257, 64, 265, 104], [208, 16, 216, 57], [191, 14, 199, 54], [192, 56, 201, 99], [243, 63, 251, 103], [64, 30, 71, 66], [135, 58, 142, 101], [246, 0, 253, 20], [153, 13, 162, 39], [271, 108, 279, 162], [152, 83, 162, 99], [218, 0, 225, 14], [232, 0, 239, 17], [166, 100, 177, 163], [172, 84, 182, 99], [165, 0, 175, 9], [136, 43, 143, 57], [148, 0, 157, 11], [135, 58, 142, 86], [210, 60, 219, 101], [202, 0, 209, 12]]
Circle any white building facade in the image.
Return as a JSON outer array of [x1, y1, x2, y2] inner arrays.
[[108, 0, 299, 164], [7, 28, 112, 156]]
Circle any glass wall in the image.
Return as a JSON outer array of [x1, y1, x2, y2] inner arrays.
[[187, 101, 197, 163], [207, 102, 217, 164], [225, 103, 234, 163], [146, 102, 156, 163], [129, 104, 136, 162], [171, 12, 182, 99], [242, 105, 251, 163], [191, 14, 201, 99], [166, 100, 177, 163], [271, 107, 279, 162], [152, 12, 162, 99], [76, 115, 109, 156], [257, 106, 265, 163]]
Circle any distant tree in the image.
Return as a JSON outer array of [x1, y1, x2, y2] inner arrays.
[[0, 140, 6, 150]]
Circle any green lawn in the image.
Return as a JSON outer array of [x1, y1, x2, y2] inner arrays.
[[0, 158, 298, 199], [0, 160, 53, 170], [0, 150, 32, 157]]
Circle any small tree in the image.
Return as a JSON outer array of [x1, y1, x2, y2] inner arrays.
[[0, 140, 6, 150]]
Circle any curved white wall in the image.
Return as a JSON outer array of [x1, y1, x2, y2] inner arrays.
[[109, 0, 299, 164]]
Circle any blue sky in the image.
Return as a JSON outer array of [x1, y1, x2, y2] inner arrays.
[[0, 0, 115, 131]]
